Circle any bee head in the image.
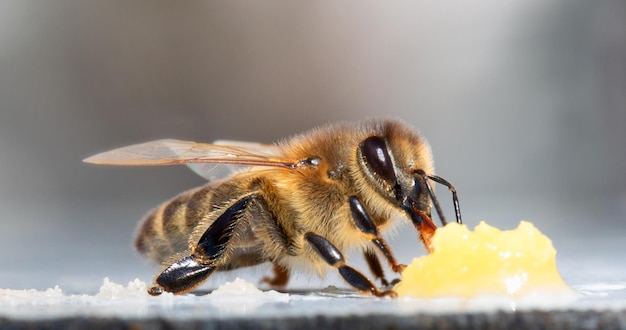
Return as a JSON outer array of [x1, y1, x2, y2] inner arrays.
[[357, 135, 430, 220], [355, 122, 461, 233]]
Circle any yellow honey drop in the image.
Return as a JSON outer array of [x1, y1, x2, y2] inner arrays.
[[394, 221, 573, 298]]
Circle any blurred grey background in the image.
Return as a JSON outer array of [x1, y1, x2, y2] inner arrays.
[[1, 1, 625, 292]]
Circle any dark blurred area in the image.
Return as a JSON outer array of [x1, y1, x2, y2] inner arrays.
[[1, 1, 625, 291]]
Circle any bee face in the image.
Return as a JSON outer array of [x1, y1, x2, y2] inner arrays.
[[355, 123, 435, 227], [84, 119, 460, 297]]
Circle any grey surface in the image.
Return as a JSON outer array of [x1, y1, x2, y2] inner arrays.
[[3, 311, 625, 330], [0, 1, 625, 328], [0, 282, 625, 329], [2, 311, 626, 330]]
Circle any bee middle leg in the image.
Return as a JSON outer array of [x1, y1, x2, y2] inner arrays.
[[305, 232, 396, 298], [149, 195, 256, 295]]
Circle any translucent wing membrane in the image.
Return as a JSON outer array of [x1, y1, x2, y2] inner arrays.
[[185, 140, 285, 181], [83, 139, 296, 175]]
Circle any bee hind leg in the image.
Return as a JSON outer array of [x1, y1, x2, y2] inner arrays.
[[149, 195, 256, 295], [148, 255, 215, 296], [305, 232, 396, 298], [261, 263, 290, 288]]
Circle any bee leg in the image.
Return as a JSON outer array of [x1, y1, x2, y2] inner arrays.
[[149, 255, 215, 296], [150, 195, 255, 295], [363, 249, 391, 287], [349, 196, 406, 273], [305, 232, 397, 298], [261, 263, 290, 288]]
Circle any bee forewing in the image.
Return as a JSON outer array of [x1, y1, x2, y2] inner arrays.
[[212, 140, 281, 153], [186, 140, 283, 181], [82, 139, 296, 169]]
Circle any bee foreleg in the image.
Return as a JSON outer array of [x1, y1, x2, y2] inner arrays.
[[149, 195, 256, 295], [349, 196, 406, 273], [363, 249, 389, 287], [305, 232, 396, 298]]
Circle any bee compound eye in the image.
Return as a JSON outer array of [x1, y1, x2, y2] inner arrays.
[[359, 136, 397, 186]]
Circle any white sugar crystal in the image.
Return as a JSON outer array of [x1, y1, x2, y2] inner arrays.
[[0, 285, 65, 305], [0, 286, 63, 298], [96, 277, 149, 299], [210, 277, 289, 301], [202, 278, 290, 314], [211, 277, 264, 295]]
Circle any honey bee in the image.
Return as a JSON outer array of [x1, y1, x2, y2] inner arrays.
[[84, 119, 461, 297]]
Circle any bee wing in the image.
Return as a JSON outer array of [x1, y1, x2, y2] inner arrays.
[[83, 139, 296, 179], [185, 140, 285, 181]]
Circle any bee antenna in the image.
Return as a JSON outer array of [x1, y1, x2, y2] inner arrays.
[[414, 170, 463, 225], [427, 174, 462, 225]]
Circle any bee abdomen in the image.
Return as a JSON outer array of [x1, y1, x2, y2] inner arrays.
[[134, 185, 214, 264]]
